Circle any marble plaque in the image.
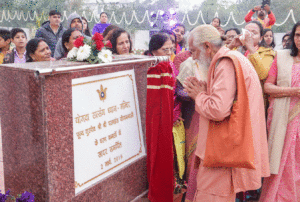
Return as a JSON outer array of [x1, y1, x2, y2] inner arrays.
[[72, 69, 146, 194]]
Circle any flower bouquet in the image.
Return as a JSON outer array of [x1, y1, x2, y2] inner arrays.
[[67, 32, 113, 64]]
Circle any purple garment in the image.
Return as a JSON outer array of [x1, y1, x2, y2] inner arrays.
[[14, 49, 26, 63], [92, 23, 110, 35]]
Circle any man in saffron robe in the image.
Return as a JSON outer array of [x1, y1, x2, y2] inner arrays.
[[183, 25, 270, 202]]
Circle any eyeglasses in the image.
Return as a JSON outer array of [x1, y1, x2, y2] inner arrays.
[[226, 35, 236, 39], [162, 48, 174, 53]]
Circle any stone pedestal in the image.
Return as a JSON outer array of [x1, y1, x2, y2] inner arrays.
[[0, 56, 155, 201]]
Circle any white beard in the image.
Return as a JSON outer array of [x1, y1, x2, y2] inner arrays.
[[195, 49, 211, 71]]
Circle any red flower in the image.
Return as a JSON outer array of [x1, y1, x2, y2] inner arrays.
[[74, 36, 84, 48], [96, 40, 104, 51], [92, 32, 104, 42], [105, 40, 112, 49]]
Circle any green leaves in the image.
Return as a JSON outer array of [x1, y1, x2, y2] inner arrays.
[[87, 54, 102, 64]]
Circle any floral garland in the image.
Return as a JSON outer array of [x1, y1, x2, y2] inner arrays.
[[67, 32, 113, 64], [0, 10, 298, 27]]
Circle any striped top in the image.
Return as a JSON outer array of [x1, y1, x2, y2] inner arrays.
[[147, 62, 175, 91], [14, 49, 27, 63]]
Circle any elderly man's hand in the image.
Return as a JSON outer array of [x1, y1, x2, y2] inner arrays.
[[183, 77, 207, 100]]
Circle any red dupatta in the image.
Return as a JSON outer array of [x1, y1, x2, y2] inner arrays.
[[146, 61, 175, 202]]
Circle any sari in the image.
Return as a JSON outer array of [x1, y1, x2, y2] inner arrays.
[[260, 56, 300, 202]]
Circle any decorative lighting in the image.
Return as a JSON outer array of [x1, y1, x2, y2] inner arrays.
[[169, 19, 177, 26], [0, 10, 296, 27], [169, 8, 176, 15]]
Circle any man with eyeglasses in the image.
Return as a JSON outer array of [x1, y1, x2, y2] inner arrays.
[[282, 33, 291, 49]]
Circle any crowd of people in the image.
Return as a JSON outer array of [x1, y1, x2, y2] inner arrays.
[[0, 3, 299, 202], [0, 11, 134, 63], [144, 4, 299, 202]]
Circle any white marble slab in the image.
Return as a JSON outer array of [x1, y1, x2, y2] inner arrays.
[[72, 69, 146, 195]]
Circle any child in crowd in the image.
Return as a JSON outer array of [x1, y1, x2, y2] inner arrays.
[[3, 28, 28, 64], [0, 29, 11, 64]]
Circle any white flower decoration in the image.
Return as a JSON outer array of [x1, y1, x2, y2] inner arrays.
[[77, 44, 91, 61], [67, 47, 78, 59], [98, 49, 113, 63]]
